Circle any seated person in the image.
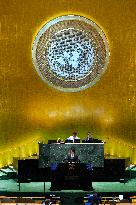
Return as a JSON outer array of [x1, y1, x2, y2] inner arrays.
[[67, 131, 80, 142], [65, 147, 79, 163], [85, 132, 94, 142], [57, 138, 64, 143], [88, 192, 101, 205]]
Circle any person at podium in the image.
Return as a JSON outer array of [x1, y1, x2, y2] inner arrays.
[[67, 147, 79, 163], [67, 131, 80, 143]]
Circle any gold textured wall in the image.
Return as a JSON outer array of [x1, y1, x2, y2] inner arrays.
[[0, 0, 136, 167]]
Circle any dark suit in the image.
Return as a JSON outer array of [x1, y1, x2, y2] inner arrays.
[[85, 137, 94, 142]]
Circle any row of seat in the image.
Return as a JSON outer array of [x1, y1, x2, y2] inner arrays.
[[0, 196, 60, 204], [83, 196, 136, 204]]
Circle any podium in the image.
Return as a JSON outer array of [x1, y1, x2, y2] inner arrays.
[[50, 163, 93, 191]]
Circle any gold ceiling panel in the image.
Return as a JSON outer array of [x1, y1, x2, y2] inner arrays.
[[0, 0, 136, 166]]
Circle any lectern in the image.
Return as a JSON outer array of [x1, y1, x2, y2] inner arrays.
[[50, 162, 93, 191]]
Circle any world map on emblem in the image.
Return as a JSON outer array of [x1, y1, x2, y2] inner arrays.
[[32, 15, 109, 92]]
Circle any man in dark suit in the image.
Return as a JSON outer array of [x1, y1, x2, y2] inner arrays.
[[85, 132, 94, 142]]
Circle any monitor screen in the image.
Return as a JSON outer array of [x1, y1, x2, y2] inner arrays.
[[65, 140, 73, 143], [74, 139, 80, 143], [48, 140, 57, 144]]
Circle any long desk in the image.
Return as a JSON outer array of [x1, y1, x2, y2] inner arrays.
[[39, 143, 104, 168]]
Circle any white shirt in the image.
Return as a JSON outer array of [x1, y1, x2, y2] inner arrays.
[[67, 136, 80, 141]]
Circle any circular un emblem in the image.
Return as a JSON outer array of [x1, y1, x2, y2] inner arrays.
[[32, 15, 110, 92]]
